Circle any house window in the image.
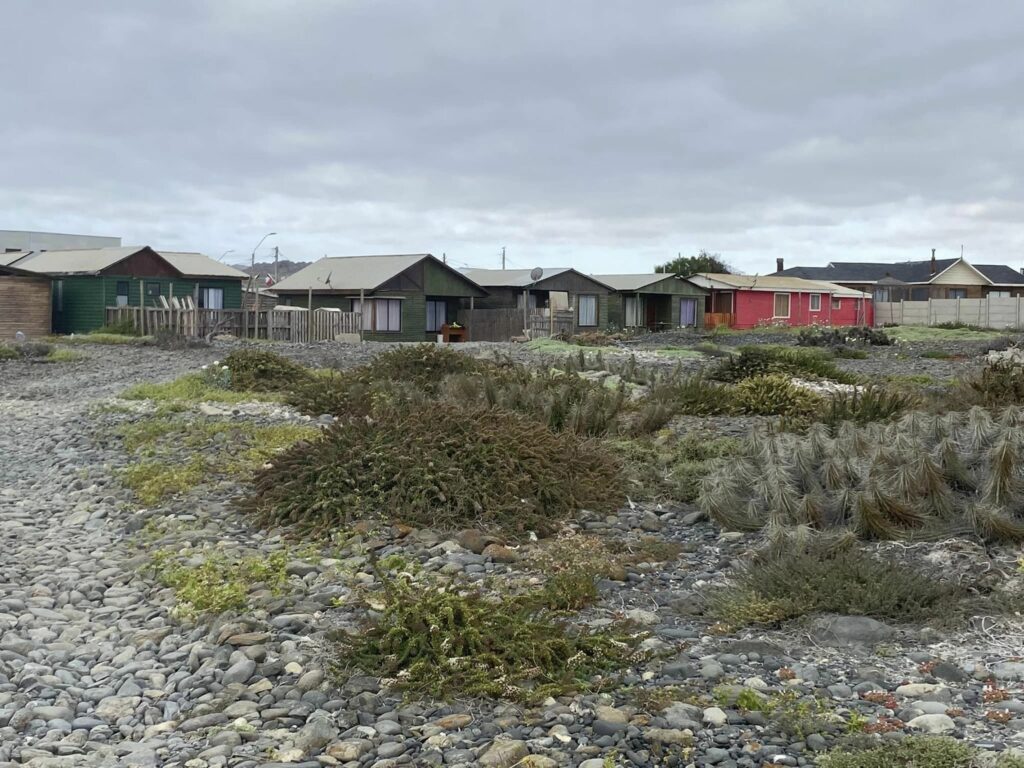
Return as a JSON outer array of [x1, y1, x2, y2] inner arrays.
[[990, 290, 1012, 298], [578, 295, 598, 326], [426, 300, 446, 332], [516, 292, 539, 310], [115, 280, 130, 307], [356, 298, 402, 332], [145, 282, 161, 302], [809, 293, 821, 312], [948, 288, 968, 299], [199, 287, 224, 309], [832, 296, 842, 310], [773, 293, 790, 318], [624, 296, 643, 327], [54, 280, 63, 312]]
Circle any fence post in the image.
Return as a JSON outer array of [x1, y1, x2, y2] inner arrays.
[[956, 297, 960, 325]]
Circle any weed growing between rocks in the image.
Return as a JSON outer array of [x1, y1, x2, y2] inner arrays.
[[701, 407, 1024, 540], [708, 536, 966, 631], [337, 574, 639, 701], [796, 327, 891, 348], [716, 687, 834, 739], [122, 371, 281, 404], [149, 549, 290, 619], [242, 402, 625, 538]]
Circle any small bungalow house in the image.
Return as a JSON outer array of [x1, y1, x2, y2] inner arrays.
[[2, 246, 247, 333], [595, 273, 708, 330], [0, 262, 51, 339], [774, 252, 1024, 301], [271, 253, 487, 342], [686, 273, 873, 329], [460, 268, 613, 332]]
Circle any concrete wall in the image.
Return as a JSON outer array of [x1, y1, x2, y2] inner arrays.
[[0, 230, 121, 252], [875, 297, 1024, 329]]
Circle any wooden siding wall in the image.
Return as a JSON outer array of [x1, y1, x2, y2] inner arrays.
[[53, 276, 242, 334], [607, 293, 706, 330], [0, 277, 51, 339]]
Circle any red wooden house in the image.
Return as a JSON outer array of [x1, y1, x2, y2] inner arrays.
[[686, 273, 873, 329]]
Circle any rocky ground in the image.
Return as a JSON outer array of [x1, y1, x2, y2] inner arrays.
[[0, 338, 1023, 768]]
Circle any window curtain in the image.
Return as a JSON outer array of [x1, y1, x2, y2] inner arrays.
[[578, 295, 597, 326]]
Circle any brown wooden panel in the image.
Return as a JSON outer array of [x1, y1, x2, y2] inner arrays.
[[100, 249, 179, 278]]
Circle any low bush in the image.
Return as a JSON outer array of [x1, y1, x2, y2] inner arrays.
[[700, 407, 1024, 540], [822, 386, 919, 427], [733, 374, 825, 417], [152, 328, 208, 350], [797, 326, 891, 348], [337, 574, 638, 700], [95, 319, 142, 336], [241, 402, 625, 538], [832, 346, 868, 359], [122, 372, 279, 404], [711, 345, 858, 384], [957, 360, 1024, 407], [223, 349, 310, 392], [709, 536, 966, 631], [921, 349, 954, 359], [649, 376, 735, 416], [361, 344, 482, 390], [620, 434, 741, 503], [0, 346, 18, 360], [818, 736, 982, 768]]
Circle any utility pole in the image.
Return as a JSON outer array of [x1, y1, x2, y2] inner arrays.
[[273, 246, 280, 283], [501, 247, 506, 269]]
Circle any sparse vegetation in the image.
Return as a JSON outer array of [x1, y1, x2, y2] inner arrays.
[[150, 549, 290, 618], [711, 345, 858, 384], [122, 372, 279, 404], [709, 536, 966, 631], [887, 325, 1007, 342], [337, 574, 638, 700], [796, 326, 891, 348], [818, 736, 981, 768], [619, 433, 740, 502], [223, 348, 310, 392]]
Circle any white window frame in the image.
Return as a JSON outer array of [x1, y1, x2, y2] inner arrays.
[[990, 290, 1012, 298], [809, 293, 821, 312], [426, 299, 446, 332], [773, 292, 791, 319], [578, 294, 598, 327]]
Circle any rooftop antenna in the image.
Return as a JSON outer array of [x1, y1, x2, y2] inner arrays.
[[501, 246, 506, 269]]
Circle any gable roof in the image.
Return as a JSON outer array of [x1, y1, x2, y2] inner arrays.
[[688, 273, 870, 298], [776, 257, 1024, 286], [461, 267, 613, 291], [0, 261, 45, 278], [158, 251, 248, 279], [4, 246, 245, 279], [592, 273, 694, 292], [273, 253, 486, 294], [974, 264, 1024, 286]]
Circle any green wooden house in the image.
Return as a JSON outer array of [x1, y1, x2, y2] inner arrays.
[[3, 246, 246, 333], [596, 273, 708, 330], [271, 254, 488, 342]]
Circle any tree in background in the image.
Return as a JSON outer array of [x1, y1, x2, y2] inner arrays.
[[655, 249, 732, 275]]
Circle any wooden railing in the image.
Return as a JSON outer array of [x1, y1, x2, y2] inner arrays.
[[104, 306, 361, 343]]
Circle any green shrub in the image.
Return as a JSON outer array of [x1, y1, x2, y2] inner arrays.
[[822, 386, 919, 427], [957, 361, 1024, 407], [241, 402, 625, 538], [833, 346, 868, 359], [733, 374, 825, 417], [709, 536, 966, 630], [700, 407, 1024, 540], [797, 327, 891, 348], [360, 344, 482, 390], [338, 574, 637, 700], [711, 345, 857, 384], [95, 319, 142, 336], [921, 349, 954, 359], [0, 346, 18, 360], [122, 372, 279, 404], [541, 568, 600, 611], [818, 737, 978, 768], [224, 349, 311, 392], [649, 376, 736, 416]]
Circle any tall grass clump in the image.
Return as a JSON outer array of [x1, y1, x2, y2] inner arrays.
[[701, 406, 1024, 541], [241, 402, 625, 538]]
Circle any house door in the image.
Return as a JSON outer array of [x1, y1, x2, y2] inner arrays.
[[679, 298, 697, 327], [645, 297, 657, 328]]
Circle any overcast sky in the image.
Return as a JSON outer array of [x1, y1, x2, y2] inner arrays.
[[4, 1, 1023, 274]]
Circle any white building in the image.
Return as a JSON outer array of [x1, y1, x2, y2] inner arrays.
[[0, 229, 121, 253]]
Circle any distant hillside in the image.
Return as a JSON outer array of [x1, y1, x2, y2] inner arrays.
[[231, 260, 311, 281]]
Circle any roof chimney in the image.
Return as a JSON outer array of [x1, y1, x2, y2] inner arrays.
[[776, 257, 784, 273], [930, 248, 936, 275]]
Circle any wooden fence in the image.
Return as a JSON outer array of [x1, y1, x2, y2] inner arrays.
[[105, 306, 361, 343], [456, 308, 577, 342], [874, 297, 1024, 330]]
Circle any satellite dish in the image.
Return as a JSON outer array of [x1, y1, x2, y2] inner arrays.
[[529, 267, 544, 282]]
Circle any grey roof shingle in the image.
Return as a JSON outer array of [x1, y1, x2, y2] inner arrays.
[[5, 246, 245, 279], [461, 267, 613, 291], [778, 259, 964, 284], [273, 254, 486, 294], [975, 264, 1024, 285], [591, 273, 682, 291]]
